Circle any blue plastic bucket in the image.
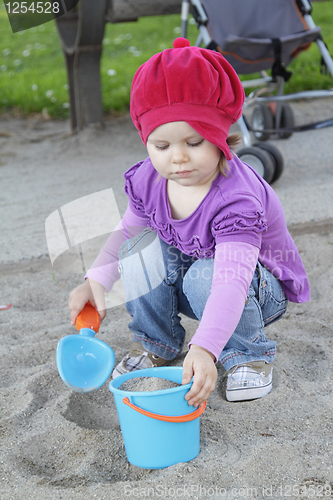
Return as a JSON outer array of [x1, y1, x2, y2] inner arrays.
[[109, 366, 206, 469]]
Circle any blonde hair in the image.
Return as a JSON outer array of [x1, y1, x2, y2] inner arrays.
[[218, 133, 241, 176]]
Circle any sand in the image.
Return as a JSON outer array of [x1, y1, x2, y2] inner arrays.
[[119, 377, 180, 392], [1, 97, 333, 500]]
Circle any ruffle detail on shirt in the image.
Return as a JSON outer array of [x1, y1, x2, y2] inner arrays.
[[147, 213, 215, 259], [211, 210, 268, 237], [124, 161, 146, 213]]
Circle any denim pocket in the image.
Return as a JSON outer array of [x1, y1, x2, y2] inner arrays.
[[257, 261, 288, 326]]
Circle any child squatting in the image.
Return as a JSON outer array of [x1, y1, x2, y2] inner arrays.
[[68, 38, 310, 407]]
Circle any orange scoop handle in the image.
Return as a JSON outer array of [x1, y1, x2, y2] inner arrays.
[[75, 302, 100, 333]]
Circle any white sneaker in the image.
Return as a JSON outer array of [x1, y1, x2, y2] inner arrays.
[[226, 361, 273, 402]]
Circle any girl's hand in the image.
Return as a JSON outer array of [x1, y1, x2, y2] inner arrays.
[[182, 345, 217, 407], [68, 278, 106, 326]]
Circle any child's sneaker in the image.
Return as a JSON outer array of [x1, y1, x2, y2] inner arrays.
[[112, 342, 169, 379], [226, 361, 273, 402]]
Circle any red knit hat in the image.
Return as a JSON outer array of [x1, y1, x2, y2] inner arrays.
[[130, 38, 245, 161]]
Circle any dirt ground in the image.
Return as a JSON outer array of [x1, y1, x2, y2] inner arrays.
[[1, 97, 333, 500]]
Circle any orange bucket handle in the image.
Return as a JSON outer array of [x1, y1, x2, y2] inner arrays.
[[123, 397, 206, 422]]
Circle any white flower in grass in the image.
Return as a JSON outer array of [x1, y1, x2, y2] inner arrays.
[[34, 43, 42, 49], [13, 59, 22, 66], [3, 48, 11, 56], [46, 90, 54, 98], [22, 50, 30, 57], [64, 84, 69, 90], [1, 65, 7, 71], [63, 103, 70, 108], [50, 97, 56, 102], [107, 69, 116, 76], [125, 34, 132, 40], [173, 27, 181, 34], [128, 46, 142, 57], [103, 38, 110, 45], [32, 84, 38, 91]]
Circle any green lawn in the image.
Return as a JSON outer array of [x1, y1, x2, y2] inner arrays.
[[0, 1, 332, 118]]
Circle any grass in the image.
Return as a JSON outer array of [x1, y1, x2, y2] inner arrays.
[[0, 1, 332, 118]]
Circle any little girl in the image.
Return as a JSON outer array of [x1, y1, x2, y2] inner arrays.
[[69, 38, 310, 407]]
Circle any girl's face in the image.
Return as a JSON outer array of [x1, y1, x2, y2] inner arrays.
[[147, 121, 221, 187]]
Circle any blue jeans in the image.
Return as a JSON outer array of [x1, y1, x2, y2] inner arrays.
[[118, 229, 288, 371]]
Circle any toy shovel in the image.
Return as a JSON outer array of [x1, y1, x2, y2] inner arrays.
[[56, 303, 115, 392]]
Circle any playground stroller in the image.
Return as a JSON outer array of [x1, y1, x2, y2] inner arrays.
[[180, 0, 333, 184]]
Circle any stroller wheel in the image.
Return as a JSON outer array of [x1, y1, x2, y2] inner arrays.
[[251, 104, 273, 141], [253, 142, 284, 183], [237, 146, 275, 184], [275, 103, 295, 139]]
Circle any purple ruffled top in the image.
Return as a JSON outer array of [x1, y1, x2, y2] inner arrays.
[[123, 155, 310, 303]]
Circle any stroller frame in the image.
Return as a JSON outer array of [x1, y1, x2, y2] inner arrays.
[[180, 0, 333, 183]]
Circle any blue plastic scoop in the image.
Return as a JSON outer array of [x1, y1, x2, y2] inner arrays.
[[56, 303, 115, 392]]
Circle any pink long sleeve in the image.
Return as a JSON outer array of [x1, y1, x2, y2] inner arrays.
[[85, 205, 148, 291], [189, 241, 260, 361]]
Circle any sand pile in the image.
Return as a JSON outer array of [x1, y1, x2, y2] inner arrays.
[[120, 376, 180, 392]]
